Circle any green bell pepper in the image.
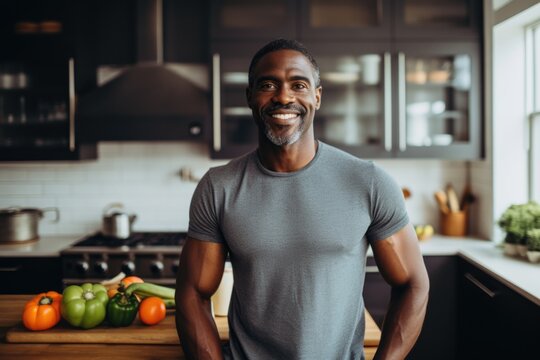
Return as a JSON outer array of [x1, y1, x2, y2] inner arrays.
[[61, 283, 109, 329], [106, 292, 139, 327]]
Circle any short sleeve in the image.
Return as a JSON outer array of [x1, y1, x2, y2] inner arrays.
[[187, 171, 225, 243], [365, 164, 410, 243]]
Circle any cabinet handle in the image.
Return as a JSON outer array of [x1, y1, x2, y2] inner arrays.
[[0, 266, 22, 272], [384, 52, 392, 152], [464, 272, 497, 298], [397, 52, 406, 152], [366, 265, 379, 273], [212, 53, 221, 152], [68, 58, 76, 152]]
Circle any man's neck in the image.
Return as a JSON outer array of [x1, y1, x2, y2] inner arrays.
[[257, 137, 318, 173]]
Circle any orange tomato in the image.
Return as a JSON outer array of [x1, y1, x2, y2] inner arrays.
[[107, 276, 144, 298], [22, 291, 62, 331], [139, 296, 166, 325]]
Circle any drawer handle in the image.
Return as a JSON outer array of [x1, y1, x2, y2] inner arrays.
[[0, 266, 22, 272], [366, 265, 379, 274], [464, 272, 497, 298]]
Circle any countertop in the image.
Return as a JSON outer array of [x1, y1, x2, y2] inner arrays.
[[0, 295, 380, 359], [0, 235, 81, 257], [2, 234, 539, 306]]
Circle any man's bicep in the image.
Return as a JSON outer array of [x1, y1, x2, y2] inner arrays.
[[177, 237, 227, 298], [370, 223, 426, 287]]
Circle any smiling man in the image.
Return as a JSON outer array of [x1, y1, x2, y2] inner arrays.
[[176, 39, 429, 360]]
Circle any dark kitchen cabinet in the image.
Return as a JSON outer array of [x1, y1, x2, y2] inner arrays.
[[457, 258, 540, 360], [363, 255, 457, 360], [93, 0, 209, 66], [299, 0, 392, 40], [209, 0, 483, 160], [394, 0, 482, 40], [209, 41, 260, 159], [0, 0, 97, 161], [210, 0, 297, 41], [0, 257, 63, 294]]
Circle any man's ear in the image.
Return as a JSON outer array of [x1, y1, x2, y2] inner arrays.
[[315, 86, 322, 110]]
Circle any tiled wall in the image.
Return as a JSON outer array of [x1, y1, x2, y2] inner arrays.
[[0, 142, 478, 237]]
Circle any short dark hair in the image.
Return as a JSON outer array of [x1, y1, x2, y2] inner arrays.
[[248, 39, 320, 88]]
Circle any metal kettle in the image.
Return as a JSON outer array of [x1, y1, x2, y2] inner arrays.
[[101, 203, 137, 239]]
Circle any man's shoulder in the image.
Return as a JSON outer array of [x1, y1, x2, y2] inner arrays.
[[319, 141, 374, 171], [206, 150, 255, 184]]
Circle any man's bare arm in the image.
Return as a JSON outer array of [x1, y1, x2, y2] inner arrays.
[[175, 238, 227, 359], [371, 223, 430, 360]]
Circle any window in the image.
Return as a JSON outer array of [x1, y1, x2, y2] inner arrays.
[[526, 21, 540, 202]]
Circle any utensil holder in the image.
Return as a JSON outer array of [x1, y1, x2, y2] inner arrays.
[[440, 210, 467, 236]]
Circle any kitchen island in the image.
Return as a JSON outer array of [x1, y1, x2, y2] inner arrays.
[[0, 295, 381, 359]]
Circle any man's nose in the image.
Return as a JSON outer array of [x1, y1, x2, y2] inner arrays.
[[272, 86, 294, 104]]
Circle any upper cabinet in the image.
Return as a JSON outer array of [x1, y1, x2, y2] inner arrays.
[[210, 0, 297, 41], [209, 0, 484, 160], [394, 0, 482, 40], [299, 0, 392, 40], [0, 0, 96, 161]]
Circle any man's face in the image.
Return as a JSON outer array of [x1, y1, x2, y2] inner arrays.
[[246, 49, 322, 146]]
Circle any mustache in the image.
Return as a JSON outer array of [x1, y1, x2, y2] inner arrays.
[[263, 103, 306, 115]]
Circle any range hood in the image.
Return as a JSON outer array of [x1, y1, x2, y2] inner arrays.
[[78, 0, 209, 141]]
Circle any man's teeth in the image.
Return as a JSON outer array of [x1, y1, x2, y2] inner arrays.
[[271, 113, 298, 120]]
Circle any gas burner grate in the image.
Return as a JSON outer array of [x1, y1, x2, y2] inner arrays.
[[74, 232, 187, 248]]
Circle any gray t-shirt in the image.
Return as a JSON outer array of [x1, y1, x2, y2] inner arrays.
[[188, 141, 409, 360]]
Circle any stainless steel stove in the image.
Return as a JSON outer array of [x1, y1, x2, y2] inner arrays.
[[61, 232, 186, 286]]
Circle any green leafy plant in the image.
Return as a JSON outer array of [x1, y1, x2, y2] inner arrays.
[[526, 229, 540, 251], [497, 201, 540, 245]]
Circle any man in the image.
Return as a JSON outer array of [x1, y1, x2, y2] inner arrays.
[[176, 39, 429, 360]]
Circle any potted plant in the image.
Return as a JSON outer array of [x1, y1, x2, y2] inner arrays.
[[526, 229, 540, 263], [497, 202, 540, 257]]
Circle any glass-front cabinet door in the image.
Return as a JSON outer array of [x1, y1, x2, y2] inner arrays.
[[307, 42, 393, 158], [394, 41, 481, 159], [300, 0, 392, 40], [211, 42, 260, 159]]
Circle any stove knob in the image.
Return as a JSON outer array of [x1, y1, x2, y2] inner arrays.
[[122, 261, 136, 275], [94, 261, 109, 274], [76, 261, 89, 274], [171, 260, 180, 274], [150, 260, 164, 275]]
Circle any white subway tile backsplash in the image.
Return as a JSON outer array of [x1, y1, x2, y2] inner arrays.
[[0, 142, 490, 236], [0, 183, 42, 196]]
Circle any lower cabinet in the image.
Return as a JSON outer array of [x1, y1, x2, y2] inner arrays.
[[364, 254, 540, 360], [0, 257, 62, 294], [457, 258, 540, 360], [363, 255, 457, 360]]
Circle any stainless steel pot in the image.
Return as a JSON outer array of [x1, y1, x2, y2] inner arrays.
[[0, 207, 60, 243], [102, 203, 137, 239]]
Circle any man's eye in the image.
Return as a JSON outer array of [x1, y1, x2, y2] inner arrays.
[[293, 83, 308, 90], [259, 82, 276, 90]]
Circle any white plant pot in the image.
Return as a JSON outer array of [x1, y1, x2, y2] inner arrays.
[[526, 251, 540, 263], [517, 244, 529, 258], [503, 243, 519, 256]]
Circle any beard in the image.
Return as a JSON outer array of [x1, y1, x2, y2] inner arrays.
[[260, 103, 307, 146], [263, 116, 306, 146]]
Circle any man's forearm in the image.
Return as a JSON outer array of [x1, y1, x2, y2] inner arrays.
[[373, 282, 429, 360], [175, 287, 224, 360]]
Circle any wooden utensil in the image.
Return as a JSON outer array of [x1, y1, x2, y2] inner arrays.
[[434, 191, 450, 214], [446, 184, 460, 213]]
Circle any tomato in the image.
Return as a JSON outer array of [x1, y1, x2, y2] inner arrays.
[[22, 291, 62, 331], [108, 276, 144, 298], [139, 296, 166, 325]]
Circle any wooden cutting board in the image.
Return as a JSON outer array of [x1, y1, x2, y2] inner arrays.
[[6, 309, 379, 346], [6, 313, 229, 344]]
